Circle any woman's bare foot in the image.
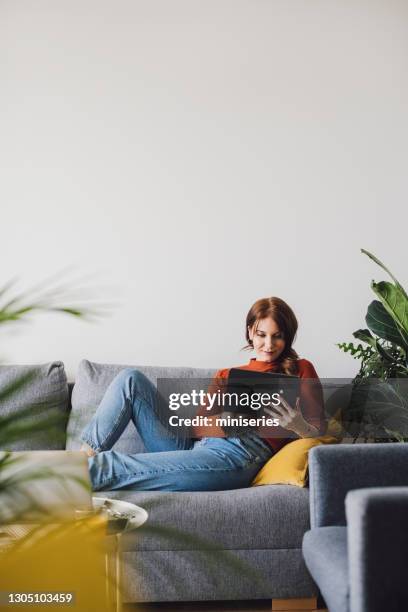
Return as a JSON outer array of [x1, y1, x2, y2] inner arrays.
[[80, 443, 97, 457]]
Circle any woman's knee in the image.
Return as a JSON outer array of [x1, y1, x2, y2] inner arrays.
[[114, 368, 153, 397], [115, 367, 147, 386]]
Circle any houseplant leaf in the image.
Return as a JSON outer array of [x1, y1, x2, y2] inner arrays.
[[366, 300, 407, 348], [361, 249, 408, 298], [353, 329, 377, 348], [374, 340, 396, 363], [371, 281, 408, 348]]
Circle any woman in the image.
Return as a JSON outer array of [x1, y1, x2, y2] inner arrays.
[[80, 297, 325, 491]]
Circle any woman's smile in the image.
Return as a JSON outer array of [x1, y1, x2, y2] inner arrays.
[[248, 317, 286, 362], [262, 350, 277, 361]]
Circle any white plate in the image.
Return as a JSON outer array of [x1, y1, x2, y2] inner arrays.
[[92, 497, 148, 531]]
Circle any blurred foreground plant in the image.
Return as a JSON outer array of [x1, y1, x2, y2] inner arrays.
[[0, 271, 114, 608], [0, 513, 111, 611], [0, 269, 111, 326], [0, 271, 112, 520]]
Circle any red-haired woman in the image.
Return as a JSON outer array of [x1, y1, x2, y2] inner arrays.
[[80, 297, 325, 491]]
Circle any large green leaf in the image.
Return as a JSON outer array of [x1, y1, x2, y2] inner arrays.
[[371, 281, 408, 346], [366, 300, 406, 347], [362, 249, 408, 299]]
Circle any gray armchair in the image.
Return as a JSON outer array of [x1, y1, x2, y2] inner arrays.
[[302, 443, 408, 612]]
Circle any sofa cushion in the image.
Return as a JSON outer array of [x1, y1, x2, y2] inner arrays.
[[96, 484, 311, 551], [0, 361, 69, 451], [66, 360, 217, 453], [302, 526, 349, 612]]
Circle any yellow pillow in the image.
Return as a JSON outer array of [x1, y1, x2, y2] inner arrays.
[[251, 435, 339, 487]]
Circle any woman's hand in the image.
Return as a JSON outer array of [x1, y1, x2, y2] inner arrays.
[[264, 396, 319, 438]]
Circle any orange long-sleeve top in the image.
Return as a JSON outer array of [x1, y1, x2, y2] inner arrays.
[[193, 357, 326, 453]]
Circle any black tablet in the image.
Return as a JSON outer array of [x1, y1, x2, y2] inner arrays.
[[225, 368, 300, 415]]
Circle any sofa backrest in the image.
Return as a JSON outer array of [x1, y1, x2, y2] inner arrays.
[[1, 360, 353, 453], [0, 361, 69, 451]]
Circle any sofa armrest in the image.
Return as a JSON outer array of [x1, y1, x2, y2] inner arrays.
[[346, 487, 408, 612], [309, 443, 408, 527]]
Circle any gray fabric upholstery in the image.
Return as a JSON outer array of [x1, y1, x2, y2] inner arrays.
[[116, 486, 316, 601], [66, 359, 217, 453], [346, 487, 408, 612], [0, 361, 69, 451], [96, 485, 311, 551], [302, 527, 348, 612], [121, 548, 316, 602], [309, 443, 408, 527]]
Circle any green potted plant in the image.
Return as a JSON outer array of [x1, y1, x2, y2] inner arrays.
[[338, 250, 408, 442]]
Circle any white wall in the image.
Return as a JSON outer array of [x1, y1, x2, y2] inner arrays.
[[1, 0, 407, 380]]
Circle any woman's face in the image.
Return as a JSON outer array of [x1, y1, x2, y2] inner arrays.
[[248, 317, 286, 362]]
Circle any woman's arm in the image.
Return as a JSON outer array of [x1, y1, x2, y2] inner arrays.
[[298, 360, 326, 436]]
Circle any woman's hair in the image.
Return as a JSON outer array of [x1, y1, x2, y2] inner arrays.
[[244, 296, 299, 376]]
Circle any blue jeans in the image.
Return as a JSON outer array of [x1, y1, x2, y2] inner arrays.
[[80, 368, 274, 492]]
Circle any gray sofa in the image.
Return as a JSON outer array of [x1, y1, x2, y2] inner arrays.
[[0, 359, 350, 605]]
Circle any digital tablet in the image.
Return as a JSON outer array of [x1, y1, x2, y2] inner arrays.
[[225, 368, 300, 415]]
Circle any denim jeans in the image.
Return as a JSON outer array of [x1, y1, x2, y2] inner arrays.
[[80, 368, 274, 492]]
